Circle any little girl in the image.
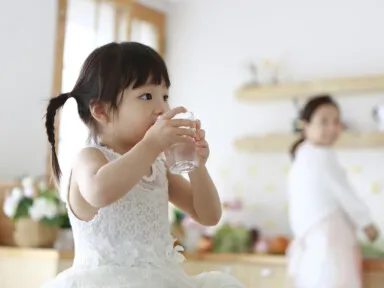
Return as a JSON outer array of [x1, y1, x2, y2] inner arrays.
[[287, 95, 380, 288], [42, 42, 245, 288]]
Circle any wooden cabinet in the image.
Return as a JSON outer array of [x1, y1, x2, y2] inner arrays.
[[1, 248, 384, 288], [0, 248, 59, 288], [248, 263, 292, 288], [183, 256, 384, 288], [364, 272, 384, 288]]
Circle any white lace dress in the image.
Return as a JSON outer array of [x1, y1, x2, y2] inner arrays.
[[42, 145, 245, 288]]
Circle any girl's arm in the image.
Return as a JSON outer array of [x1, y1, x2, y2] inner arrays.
[[168, 119, 222, 226], [168, 166, 222, 226], [73, 107, 195, 208], [74, 139, 160, 208]]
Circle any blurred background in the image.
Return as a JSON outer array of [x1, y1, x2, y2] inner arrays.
[[1, 0, 384, 287]]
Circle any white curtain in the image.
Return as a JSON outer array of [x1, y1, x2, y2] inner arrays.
[[58, 0, 115, 197], [130, 19, 159, 51], [58, 0, 161, 198]]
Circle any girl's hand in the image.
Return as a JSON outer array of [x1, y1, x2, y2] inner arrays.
[[364, 224, 379, 242], [194, 120, 209, 166], [144, 107, 195, 153]]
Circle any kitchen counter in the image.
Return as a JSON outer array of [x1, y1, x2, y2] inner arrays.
[[1, 246, 384, 271], [184, 252, 384, 272], [1, 247, 384, 288]]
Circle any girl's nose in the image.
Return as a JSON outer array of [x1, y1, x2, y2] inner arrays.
[[154, 102, 169, 116]]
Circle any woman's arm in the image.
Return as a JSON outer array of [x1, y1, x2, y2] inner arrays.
[[320, 150, 373, 230]]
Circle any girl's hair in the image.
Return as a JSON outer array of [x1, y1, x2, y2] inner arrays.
[[290, 94, 338, 159], [45, 42, 170, 183]]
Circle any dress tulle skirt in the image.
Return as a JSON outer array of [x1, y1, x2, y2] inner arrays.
[[41, 263, 245, 288], [287, 210, 362, 288]]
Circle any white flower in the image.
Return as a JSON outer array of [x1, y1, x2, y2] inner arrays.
[[3, 197, 19, 218], [21, 177, 35, 189], [37, 181, 47, 191], [23, 187, 36, 198], [29, 198, 59, 221], [11, 187, 23, 199], [3, 187, 24, 218]]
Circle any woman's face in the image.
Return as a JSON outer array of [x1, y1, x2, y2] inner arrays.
[[304, 104, 342, 146]]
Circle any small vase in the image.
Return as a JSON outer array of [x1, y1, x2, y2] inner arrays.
[[13, 219, 59, 248]]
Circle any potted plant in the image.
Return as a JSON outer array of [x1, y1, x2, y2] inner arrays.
[[2, 176, 67, 248], [54, 208, 74, 251]]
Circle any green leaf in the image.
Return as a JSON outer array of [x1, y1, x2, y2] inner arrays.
[[38, 190, 60, 202], [41, 216, 62, 227], [13, 198, 33, 220], [59, 213, 71, 229]]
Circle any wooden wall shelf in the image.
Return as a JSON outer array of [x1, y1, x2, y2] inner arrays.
[[236, 75, 384, 102], [234, 131, 384, 153]]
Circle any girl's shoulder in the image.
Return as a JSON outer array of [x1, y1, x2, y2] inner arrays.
[[74, 145, 111, 164]]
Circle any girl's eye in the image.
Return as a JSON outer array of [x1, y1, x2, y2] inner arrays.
[[140, 93, 152, 100], [164, 95, 169, 101]]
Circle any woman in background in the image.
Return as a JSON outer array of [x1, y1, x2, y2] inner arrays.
[[287, 95, 379, 288]]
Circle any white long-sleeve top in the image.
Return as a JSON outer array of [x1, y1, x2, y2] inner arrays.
[[288, 141, 372, 239]]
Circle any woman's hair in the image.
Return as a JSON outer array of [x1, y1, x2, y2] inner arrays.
[[45, 42, 170, 182], [289, 94, 338, 159]]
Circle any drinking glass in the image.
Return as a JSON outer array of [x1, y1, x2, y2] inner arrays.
[[164, 111, 198, 174]]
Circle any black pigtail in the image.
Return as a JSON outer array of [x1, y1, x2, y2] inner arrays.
[[45, 93, 70, 183]]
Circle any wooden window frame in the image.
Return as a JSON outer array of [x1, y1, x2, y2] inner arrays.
[[46, 0, 67, 185], [47, 0, 166, 184], [130, 2, 166, 56]]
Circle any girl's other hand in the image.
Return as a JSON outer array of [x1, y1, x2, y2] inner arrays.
[[194, 119, 210, 166]]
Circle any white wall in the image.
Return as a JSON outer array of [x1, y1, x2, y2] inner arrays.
[[0, 0, 58, 180], [0, 0, 165, 181], [166, 0, 384, 235], [2, 0, 383, 236], [137, 0, 169, 12]]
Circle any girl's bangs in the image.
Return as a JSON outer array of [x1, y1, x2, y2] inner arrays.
[[120, 45, 170, 90]]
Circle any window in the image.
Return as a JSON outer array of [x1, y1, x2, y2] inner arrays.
[[129, 2, 165, 55], [54, 0, 166, 196]]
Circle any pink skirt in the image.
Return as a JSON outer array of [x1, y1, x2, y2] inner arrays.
[[287, 210, 362, 288]]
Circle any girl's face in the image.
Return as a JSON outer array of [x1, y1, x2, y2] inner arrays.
[[304, 104, 342, 146], [100, 82, 170, 152]]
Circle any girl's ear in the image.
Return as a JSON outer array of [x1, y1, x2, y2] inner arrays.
[[89, 100, 110, 125]]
